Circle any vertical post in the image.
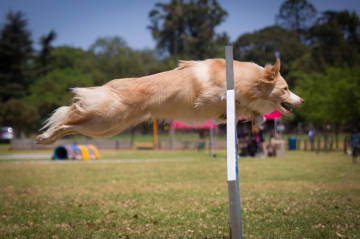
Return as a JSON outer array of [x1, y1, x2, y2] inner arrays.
[[311, 138, 314, 151], [324, 135, 328, 152], [274, 118, 277, 135], [130, 128, 135, 149], [209, 120, 213, 157], [215, 126, 219, 150], [169, 121, 175, 151], [297, 139, 300, 150], [225, 45, 243, 239], [153, 118, 158, 149]]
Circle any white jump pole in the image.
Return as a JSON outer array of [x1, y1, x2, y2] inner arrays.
[[225, 45, 243, 239]]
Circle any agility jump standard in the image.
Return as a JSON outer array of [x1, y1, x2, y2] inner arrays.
[[225, 46, 243, 239]]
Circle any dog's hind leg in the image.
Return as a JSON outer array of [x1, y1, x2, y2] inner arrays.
[[36, 111, 151, 145], [36, 124, 79, 145]]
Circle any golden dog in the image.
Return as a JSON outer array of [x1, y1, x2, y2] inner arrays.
[[36, 58, 303, 145]]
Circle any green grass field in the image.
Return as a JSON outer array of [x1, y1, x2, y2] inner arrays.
[[27, 132, 351, 143], [28, 133, 224, 142], [0, 149, 359, 238]]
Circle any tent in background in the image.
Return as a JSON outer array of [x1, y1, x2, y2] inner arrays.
[[264, 110, 283, 137], [264, 110, 282, 119], [169, 120, 217, 156], [171, 120, 217, 129]]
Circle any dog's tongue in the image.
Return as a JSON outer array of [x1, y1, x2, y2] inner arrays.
[[281, 103, 292, 112]]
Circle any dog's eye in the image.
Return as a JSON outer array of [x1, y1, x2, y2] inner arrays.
[[283, 87, 288, 91]]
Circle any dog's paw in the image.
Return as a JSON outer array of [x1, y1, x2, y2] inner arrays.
[[36, 134, 45, 145], [253, 115, 264, 127], [36, 133, 53, 145]]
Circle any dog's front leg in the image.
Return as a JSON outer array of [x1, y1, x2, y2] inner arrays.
[[253, 114, 265, 127]]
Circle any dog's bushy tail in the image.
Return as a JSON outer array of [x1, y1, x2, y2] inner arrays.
[[40, 87, 111, 132], [71, 87, 107, 112], [40, 106, 70, 131]]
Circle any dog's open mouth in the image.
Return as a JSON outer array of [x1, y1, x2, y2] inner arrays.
[[280, 102, 293, 114]]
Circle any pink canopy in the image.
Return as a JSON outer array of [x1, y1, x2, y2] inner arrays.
[[171, 120, 217, 129], [264, 110, 282, 119], [171, 111, 281, 128]]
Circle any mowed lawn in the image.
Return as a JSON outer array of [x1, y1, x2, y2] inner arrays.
[[0, 150, 359, 238]]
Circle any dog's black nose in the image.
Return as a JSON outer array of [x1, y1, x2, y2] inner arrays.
[[300, 98, 304, 103]]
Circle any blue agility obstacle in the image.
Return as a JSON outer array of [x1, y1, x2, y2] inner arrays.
[[53, 144, 101, 160]]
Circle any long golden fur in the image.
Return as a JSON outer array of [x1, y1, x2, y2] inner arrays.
[[36, 58, 303, 145]]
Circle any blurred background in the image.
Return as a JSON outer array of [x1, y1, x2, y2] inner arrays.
[[0, 0, 359, 151]]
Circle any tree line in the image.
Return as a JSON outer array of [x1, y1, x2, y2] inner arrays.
[[0, 0, 359, 137]]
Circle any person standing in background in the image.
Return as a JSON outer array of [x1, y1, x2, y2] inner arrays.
[[259, 124, 267, 156], [350, 127, 360, 164], [308, 129, 314, 141]]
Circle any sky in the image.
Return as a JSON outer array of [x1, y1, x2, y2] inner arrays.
[[0, 0, 359, 50]]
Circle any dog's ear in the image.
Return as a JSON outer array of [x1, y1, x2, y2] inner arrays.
[[264, 58, 281, 81]]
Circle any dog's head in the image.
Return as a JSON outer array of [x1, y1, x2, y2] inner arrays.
[[257, 59, 304, 116]]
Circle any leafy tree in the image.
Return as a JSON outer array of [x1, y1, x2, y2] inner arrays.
[[294, 66, 360, 124], [233, 26, 309, 87], [149, 0, 185, 61], [51, 45, 107, 85], [90, 36, 164, 83], [148, 0, 228, 60], [35, 30, 57, 76], [51, 46, 90, 70], [90, 36, 131, 59], [309, 10, 360, 71], [0, 11, 33, 102], [0, 99, 39, 137], [181, 0, 228, 59], [286, 53, 319, 85], [50, 43, 155, 86], [275, 0, 316, 41], [27, 68, 94, 118], [137, 49, 175, 75]]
